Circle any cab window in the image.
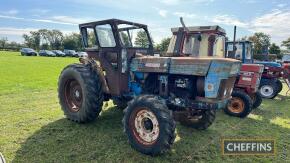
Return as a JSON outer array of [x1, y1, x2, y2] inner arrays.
[[81, 27, 97, 48], [95, 24, 116, 47]]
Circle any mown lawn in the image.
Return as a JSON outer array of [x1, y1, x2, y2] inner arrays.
[[0, 51, 289, 163]]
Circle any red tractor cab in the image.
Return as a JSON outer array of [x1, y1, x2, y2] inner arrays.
[[166, 19, 263, 118]]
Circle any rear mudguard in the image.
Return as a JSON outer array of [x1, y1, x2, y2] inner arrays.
[[79, 57, 110, 94]]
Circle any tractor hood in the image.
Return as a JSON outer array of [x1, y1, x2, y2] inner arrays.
[[130, 56, 241, 77]]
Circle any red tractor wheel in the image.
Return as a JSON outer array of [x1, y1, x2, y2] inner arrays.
[[224, 90, 252, 118]]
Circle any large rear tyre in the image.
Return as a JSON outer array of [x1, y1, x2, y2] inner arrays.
[[224, 90, 252, 118], [58, 64, 104, 123], [179, 109, 216, 130], [259, 79, 279, 99], [123, 95, 176, 156], [252, 92, 262, 109]]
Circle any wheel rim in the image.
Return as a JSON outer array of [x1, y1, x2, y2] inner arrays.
[[131, 108, 159, 145], [227, 97, 245, 113], [260, 85, 274, 97], [64, 79, 83, 112]]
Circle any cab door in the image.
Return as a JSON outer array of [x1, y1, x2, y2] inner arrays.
[[81, 23, 124, 96]]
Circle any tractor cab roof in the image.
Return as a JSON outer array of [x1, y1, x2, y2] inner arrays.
[[79, 18, 148, 28], [171, 25, 226, 34]]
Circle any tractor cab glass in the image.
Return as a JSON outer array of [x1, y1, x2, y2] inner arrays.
[[169, 32, 225, 57], [117, 24, 150, 48], [226, 41, 253, 63]]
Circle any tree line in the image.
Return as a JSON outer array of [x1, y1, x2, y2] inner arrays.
[[0, 29, 290, 58]]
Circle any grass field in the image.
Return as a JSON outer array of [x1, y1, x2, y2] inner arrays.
[[0, 51, 289, 163]]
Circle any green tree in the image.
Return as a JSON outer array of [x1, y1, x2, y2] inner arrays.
[[269, 43, 281, 54], [134, 30, 149, 48], [248, 32, 271, 55], [282, 37, 290, 50], [0, 37, 8, 49], [22, 31, 41, 50], [155, 37, 171, 54], [63, 33, 82, 51]]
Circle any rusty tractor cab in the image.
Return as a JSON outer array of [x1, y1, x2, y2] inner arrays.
[[226, 40, 290, 98], [167, 21, 263, 118], [58, 19, 241, 155]]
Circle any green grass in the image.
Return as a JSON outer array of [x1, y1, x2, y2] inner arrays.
[[0, 51, 289, 163]]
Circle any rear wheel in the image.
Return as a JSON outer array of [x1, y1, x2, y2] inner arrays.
[[123, 95, 176, 155], [58, 64, 104, 123], [224, 90, 252, 118], [178, 109, 216, 130], [259, 79, 278, 99], [252, 92, 262, 109]]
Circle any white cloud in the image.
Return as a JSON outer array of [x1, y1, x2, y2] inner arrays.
[[250, 9, 290, 43], [0, 27, 37, 36], [0, 14, 85, 25], [30, 9, 50, 14], [158, 9, 168, 17], [211, 15, 248, 28], [50, 16, 91, 24], [161, 0, 214, 5], [173, 12, 196, 18], [0, 15, 24, 20], [210, 9, 290, 44], [277, 3, 287, 8], [6, 9, 18, 15], [161, 0, 179, 5], [0, 27, 76, 37]]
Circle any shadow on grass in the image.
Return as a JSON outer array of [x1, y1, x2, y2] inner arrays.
[[13, 104, 290, 162]]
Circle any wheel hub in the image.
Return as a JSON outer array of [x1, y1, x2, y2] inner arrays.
[[134, 109, 159, 145], [260, 85, 274, 97], [64, 79, 83, 112], [228, 97, 245, 113]]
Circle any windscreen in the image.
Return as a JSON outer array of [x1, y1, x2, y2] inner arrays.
[[168, 33, 225, 57], [117, 24, 150, 48]]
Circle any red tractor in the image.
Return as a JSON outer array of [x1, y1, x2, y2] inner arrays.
[[226, 40, 290, 98], [166, 19, 264, 118]]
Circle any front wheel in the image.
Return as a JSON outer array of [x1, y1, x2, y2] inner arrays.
[[123, 95, 176, 156], [224, 90, 252, 118]]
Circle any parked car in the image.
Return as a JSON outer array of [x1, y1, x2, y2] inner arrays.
[[77, 52, 88, 57], [64, 49, 77, 57], [20, 48, 37, 56], [39, 50, 56, 57], [52, 50, 66, 57]]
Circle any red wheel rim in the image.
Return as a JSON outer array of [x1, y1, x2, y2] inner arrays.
[[129, 107, 159, 146], [64, 79, 83, 112]]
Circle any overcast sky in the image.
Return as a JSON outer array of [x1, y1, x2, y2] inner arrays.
[[0, 0, 290, 45]]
